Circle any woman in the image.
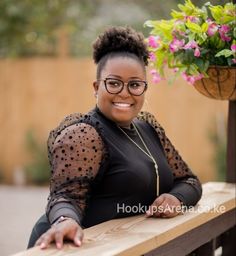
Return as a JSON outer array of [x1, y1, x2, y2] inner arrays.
[[28, 26, 202, 249]]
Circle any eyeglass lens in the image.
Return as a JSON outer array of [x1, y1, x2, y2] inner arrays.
[[104, 78, 146, 96]]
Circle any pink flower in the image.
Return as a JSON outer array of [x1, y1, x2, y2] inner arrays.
[[182, 72, 203, 85], [150, 69, 157, 75], [183, 40, 200, 57], [183, 40, 198, 50], [149, 52, 156, 61], [207, 22, 218, 36], [195, 73, 204, 81], [232, 59, 236, 64], [220, 24, 230, 33], [174, 20, 184, 26], [185, 16, 199, 23], [219, 25, 231, 42], [231, 44, 236, 52], [194, 47, 201, 57], [182, 72, 195, 85], [148, 36, 159, 48], [150, 69, 162, 83], [152, 74, 162, 83], [169, 38, 185, 53]]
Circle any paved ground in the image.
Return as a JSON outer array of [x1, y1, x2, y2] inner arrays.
[[0, 185, 49, 256]]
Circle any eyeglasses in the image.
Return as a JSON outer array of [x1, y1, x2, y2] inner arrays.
[[99, 78, 148, 96]]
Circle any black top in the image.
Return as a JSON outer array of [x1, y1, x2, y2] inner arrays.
[[46, 107, 202, 228]]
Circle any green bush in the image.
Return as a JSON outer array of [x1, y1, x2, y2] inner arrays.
[[0, 167, 4, 183], [24, 130, 50, 185], [209, 120, 227, 181]]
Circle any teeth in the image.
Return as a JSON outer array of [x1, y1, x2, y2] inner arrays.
[[113, 103, 132, 107]]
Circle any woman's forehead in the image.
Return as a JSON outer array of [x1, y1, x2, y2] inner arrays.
[[101, 56, 145, 78]]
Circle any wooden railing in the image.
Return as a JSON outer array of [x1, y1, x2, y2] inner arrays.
[[13, 182, 235, 256]]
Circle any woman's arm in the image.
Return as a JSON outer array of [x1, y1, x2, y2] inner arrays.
[[137, 111, 202, 207], [37, 122, 104, 249], [47, 122, 104, 224], [158, 127, 202, 207]]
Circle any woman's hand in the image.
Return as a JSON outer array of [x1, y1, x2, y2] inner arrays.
[[146, 193, 183, 218], [35, 218, 83, 249]]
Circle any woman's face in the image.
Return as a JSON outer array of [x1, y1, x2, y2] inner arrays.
[[93, 56, 147, 127]]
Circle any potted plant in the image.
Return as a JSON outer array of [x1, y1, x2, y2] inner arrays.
[[145, 0, 236, 100]]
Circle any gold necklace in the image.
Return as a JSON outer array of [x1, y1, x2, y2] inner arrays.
[[118, 123, 159, 196]]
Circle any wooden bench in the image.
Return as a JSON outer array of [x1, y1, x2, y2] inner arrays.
[[13, 182, 236, 256]]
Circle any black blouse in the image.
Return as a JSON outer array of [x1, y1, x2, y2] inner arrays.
[[46, 107, 202, 228]]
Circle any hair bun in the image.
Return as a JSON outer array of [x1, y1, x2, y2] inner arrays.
[[93, 26, 149, 66]]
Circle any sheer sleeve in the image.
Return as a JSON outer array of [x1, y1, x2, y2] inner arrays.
[[46, 123, 104, 225], [137, 111, 202, 206]]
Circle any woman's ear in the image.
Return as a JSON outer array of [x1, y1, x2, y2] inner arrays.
[[93, 81, 99, 98]]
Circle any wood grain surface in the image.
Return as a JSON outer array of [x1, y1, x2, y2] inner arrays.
[[12, 182, 236, 256]]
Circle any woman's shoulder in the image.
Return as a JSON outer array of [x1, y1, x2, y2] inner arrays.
[[57, 110, 96, 131], [137, 111, 164, 134], [47, 109, 102, 155]]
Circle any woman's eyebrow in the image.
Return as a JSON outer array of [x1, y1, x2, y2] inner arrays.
[[106, 74, 143, 80]]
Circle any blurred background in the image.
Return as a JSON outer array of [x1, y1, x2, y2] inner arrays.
[[0, 0, 229, 255]]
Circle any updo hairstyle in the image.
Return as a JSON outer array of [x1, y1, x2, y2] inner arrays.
[[92, 26, 149, 79]]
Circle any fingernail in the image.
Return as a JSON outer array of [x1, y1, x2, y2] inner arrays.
[[57, 242, 62, 249], [75, 239, 81, 246], [40, 243, 45, 249]]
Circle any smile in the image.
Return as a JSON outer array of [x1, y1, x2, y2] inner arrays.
[[112, 102, 133, 108]]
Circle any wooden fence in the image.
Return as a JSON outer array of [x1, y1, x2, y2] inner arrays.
[[0, 58, 228, 183]]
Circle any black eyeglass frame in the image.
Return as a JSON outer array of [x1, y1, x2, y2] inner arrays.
[[98, 78, 148, 96]]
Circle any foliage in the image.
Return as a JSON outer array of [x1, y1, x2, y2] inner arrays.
[[1, 0, 229, 58], [145, 0, 236, 84], [213, 137, 226, 181], [209, 121, 226, 181], [0, 167, 4, 183], [0, 0, 98, 57], [24, 130, 50, 185]]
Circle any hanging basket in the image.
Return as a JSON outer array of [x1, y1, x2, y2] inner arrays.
[[193, 66, 236, 101]]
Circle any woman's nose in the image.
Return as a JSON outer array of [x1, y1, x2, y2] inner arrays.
[[118, 83, 131, 97]]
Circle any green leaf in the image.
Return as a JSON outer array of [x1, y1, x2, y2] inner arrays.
[[177, 0, 196, 16], [186, 21, 202, 33], [188, 64, 199, 75], [201, 22, 208, 33], [209, 5, 224, 22], [193, 58, 205, 72], [155, 49, 167, 70], [144, 20, 159, 28], [233, 27, 236, 38], [171, 10, 184, 19], [215, 49, 233, 58]]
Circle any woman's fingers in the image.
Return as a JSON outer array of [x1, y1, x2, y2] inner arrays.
[[35, 229, 55, 249], [35, 218, 84, 249], [146, 195, 165, 216], [146, 194, 182, 218], [73, 229, 83, 247], [54, 231, 64, 249]]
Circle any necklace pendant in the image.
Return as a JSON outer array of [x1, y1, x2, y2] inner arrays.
[[154, 163, 158, 173], [157, 175, 159, 196], [118, 123, 160, 196]]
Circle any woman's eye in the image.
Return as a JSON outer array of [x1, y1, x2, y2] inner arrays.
[[129, 82, 141, 88], [108, 81, 120, 87]]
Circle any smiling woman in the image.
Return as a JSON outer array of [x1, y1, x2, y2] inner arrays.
[[27, 26, 202, 250], [93, 57, 146, 127]]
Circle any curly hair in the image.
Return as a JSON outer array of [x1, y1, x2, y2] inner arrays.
[[92, 26, 149, 78]]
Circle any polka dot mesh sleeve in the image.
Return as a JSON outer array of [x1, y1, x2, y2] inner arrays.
[[137, 111, 202, 204], [46, 123, 104, 223]]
